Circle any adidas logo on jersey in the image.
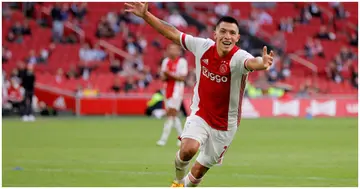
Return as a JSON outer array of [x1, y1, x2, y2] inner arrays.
[[202, 66, 228, 83], [202, 59, 209, 65]]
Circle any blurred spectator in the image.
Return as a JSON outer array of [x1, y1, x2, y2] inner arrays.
[[314, 26, 336, 40], [22, 65, 36, 121], [17, 61, 27, 80], [297, 6, 312, 24], [23, 2, 36, 18], [117, 10, 131, 24], [2, 46, 12, 63], [151, 37, 163, 50], [96, 16, 115, 38], [257, 10, 273, 25], [339, 47, 356, 62], [83, 83, 99, 97], [38, 43, 56, 63], [79, 43, 95, 62], [22, 20, 32, 36], [25, 50, 38, 65], [123, 35, 143, 55], [124, 77, 137, 92], [66, 64, 79, 79], [304, 38, 324, 58], [6, 78, 25, 115], [296, 79, 319, 97], [11, 21, 23, 36], [75, 84, 83, 97], [70, 3, 87, 21], [132, 52, 145, 71], [51, 3, 65, 42], [308, 3, 324, 23], [143, 66, 153, 84], [61, 3, 70, 21], [137, 73, 150, 89], [136, 34, 148, 50], [278, 17, 294, 33], [167, 10, 188, 28], [92, 43, 107, 61], [348, 32, 358, 47], [247, 10, 260, 35], [331, 2, 349, 19], [214, 3, 230, 17], [349, 64, 358, 88], [110, 59, 122, 74], [111, 77, 122, 93], [326, 60, 343, 83], [55, 68, 64, 83], [107, 11, 120, 33], [39, 101, 57, 116]]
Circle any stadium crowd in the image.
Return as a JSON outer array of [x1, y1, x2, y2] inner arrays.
[[2, 2, 358, 118]]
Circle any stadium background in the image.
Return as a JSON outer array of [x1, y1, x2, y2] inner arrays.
[[2, 2, 358, 187]]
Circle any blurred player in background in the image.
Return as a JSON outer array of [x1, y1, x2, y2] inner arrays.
[[156, 43, 188, 147], [125, 2, 274, 187]]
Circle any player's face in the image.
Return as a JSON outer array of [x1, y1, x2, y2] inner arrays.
[[167, 44, 181, 59], [214, 22, 240, 54]]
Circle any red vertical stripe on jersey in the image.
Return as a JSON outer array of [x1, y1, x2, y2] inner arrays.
[[181, 34, 188, 51], [237, 75, 247, 126]]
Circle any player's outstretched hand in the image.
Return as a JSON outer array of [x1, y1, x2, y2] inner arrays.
[[262, 46, 274, 70], [124, 2, 148, 18]]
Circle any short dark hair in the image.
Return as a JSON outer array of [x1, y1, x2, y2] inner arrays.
[[215, 16, 240, 32]]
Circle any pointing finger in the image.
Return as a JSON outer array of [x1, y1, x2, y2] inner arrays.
[[263, 46, 268, 56]]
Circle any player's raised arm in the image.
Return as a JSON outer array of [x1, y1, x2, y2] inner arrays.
[[124, 2, 181, 45], [245, 46, 275, 71]]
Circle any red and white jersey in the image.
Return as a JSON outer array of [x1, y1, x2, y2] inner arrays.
[[7, 85, 24, 101], [179, 33, 254, 131], [161, 57, 188, 99]]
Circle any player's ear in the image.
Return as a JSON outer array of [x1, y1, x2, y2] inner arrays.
[[236, 34, 240, 42]]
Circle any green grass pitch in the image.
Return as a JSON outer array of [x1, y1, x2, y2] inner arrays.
[[2, 116, 358, 187]]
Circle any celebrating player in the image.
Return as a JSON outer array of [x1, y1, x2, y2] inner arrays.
[[157, 43, 188, 147], [125, 2, 274, 187]]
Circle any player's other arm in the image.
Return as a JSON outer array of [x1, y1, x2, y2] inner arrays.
[[163, 72, 186, 82], [245, 46, 274, 71], [124, 2, 181, 45]]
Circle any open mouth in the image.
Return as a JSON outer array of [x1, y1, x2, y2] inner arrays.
[[222, 41, 231, 47]]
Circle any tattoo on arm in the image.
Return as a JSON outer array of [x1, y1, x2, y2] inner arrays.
[[160, 20, 176, 30]]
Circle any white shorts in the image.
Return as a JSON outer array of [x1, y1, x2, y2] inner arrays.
[[165, 97, 182, 110], [180, 115, 237, 168]]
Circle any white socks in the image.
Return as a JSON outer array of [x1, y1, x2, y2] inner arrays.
[[158, 116, 183, 145], [158, 117, 174, 144], [174, 151, 190, 183], [184, 172, 202, 187]]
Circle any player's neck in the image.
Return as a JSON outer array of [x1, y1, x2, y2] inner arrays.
[[169, 56, 179, 61], [216, 46, 229, 58]]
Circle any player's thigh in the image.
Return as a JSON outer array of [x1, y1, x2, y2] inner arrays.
[[180, 115, 209, 147], [196, 127, 237, 168]]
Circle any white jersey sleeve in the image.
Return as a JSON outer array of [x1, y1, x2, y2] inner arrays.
[[161, 58, 169, 73], [177, 58, 188, 76], [179, 33, 208, 55], [234, 49, 255, 75]]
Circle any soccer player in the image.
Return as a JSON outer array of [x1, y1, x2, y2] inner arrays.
[[157, 43, 188, 147], [125, 2, 274, 187]]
